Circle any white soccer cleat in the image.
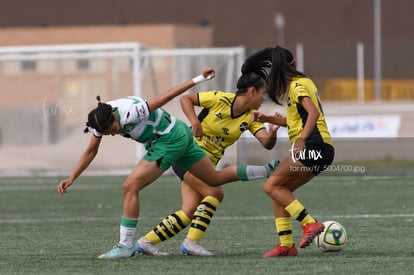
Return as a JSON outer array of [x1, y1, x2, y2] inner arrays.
[[180, 238, 214, 256], [97, 244, 135, 259], [134, 237, 169, 256]]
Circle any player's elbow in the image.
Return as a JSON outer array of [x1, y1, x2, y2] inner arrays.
[[264, 143, 275, 150], [86, 147, 99, 159], [180, 95, 190, 106], [261, 137, 277, 150]]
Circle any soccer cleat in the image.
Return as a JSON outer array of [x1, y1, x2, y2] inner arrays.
[[135, 237, 169, 256], [180, 238, 213, 256], [299, 220, 325, 248], [262, 244, 298, 258], [265, 160, 280, 177], [97, 244, 135, 259]]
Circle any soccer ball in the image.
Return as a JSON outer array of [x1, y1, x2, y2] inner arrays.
[[314, 221, 347, 252]]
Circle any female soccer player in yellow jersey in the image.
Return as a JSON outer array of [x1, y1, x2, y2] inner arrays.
[[57, 67, 278, 259], [136, 54, 280, 256], [251, 46, 335, 257]]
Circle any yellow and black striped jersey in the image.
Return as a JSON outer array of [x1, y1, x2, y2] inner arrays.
[[286, 77, 333, 146], [196, 91, 266, 164]]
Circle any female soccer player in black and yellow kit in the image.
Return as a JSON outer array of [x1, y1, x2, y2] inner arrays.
[[135, 61, 280, 256], [251, 46, 335, 257]]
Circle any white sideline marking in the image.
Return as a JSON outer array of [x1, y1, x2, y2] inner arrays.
[[0, 213, 413, 224]]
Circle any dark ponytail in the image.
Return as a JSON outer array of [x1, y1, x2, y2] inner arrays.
[[267, 46, 305, 105], [236, 47, 273, 94], [83, 95, 114, 133]]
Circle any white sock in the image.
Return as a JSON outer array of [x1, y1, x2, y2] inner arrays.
[[245, 165, 268, 180], [119, 225, 137, 248]]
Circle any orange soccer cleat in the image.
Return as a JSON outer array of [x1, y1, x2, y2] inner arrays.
[[262, 244, 298, 258], [299, 220, 325, 248]]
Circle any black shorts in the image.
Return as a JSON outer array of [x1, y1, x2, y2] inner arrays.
[[298, 143, 335, 175], [172, 163, 187, 181]]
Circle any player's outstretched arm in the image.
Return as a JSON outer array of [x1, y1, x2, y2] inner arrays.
[[252, 111, 287, 127], [57, 135, 102, 194], [147, 67, 215, 112]]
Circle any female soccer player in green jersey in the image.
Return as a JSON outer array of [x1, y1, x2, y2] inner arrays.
[[57, 67, 277, 259], [251, 46, 335, 257], [135, 60, 280, 256]]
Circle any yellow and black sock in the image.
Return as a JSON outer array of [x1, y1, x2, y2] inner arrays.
[[285, 199, 316, 226], [187, 196, 220, 241], [276, 217, 294, 248], [144, 210, 191, 244]]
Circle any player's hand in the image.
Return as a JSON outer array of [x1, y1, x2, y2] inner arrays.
[[57, 178, 73, 195], [293, 137, 306, 155], [202, 67, 215, 80], [273, 112, 283, 118], [268, 123, 280, 132], [191, 122, 204, 140], [252, 111, 265, 122]]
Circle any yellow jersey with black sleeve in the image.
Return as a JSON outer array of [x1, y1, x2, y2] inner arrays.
[[286, 77, 333, 146], [196, 91, 266, 165]]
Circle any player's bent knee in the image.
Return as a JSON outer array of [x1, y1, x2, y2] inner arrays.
[[263, 182, 272, 195], [122, 180, 141, 196], [263, 181, 283, 196]]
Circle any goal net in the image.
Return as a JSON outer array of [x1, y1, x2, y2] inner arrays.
[[0, 43, 245, 176]]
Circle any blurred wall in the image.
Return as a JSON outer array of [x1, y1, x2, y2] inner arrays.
[[0, 24, 212, 108], [0, 24, 212, 48], [0, 0, 413, 79]]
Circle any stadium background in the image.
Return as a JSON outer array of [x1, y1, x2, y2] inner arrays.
[[0, 0, 413, 176]]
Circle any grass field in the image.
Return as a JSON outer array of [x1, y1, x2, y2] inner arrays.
[[0, 175, 413, 274]]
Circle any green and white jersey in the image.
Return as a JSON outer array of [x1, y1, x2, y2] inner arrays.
[[93, 96, 176, 145]]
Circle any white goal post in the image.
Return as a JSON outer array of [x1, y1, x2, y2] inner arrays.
[[0, 43, 245, 176]]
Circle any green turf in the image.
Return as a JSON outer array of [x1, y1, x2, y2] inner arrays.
[[0, 175, 413, 274]]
